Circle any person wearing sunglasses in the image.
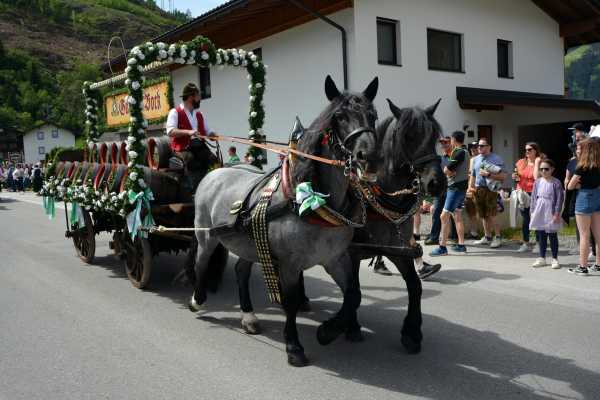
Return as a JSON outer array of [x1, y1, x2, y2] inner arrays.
[[529, 159, 564, 268], [567, 137, 600, 275], [513, 142, 543, 252], [468, 138, 506, 248]]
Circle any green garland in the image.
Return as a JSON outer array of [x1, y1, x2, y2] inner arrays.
[[44, 35, 267, 220]]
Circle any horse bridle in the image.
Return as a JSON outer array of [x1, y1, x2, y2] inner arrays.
[[325, 126, 377, 177]]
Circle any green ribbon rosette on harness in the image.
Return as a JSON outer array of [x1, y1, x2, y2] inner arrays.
[[69, 202, 85, 227], [295, 182, 329, 216], [126, 187, 155, 239], [43, 196, 55, 220]]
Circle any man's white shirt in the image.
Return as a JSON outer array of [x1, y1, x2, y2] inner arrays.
[[165, 103, 212, 135]]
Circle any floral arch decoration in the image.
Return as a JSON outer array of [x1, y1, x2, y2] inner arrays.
[[80, 35, 267, 221]]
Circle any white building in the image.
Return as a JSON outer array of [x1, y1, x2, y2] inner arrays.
[[23, 124, 75, 164], [109, 0, 600, 178]]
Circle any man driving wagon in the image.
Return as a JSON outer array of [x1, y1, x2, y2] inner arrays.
[[165, 83, 219, 193]]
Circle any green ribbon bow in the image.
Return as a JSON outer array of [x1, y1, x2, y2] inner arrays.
[[295, 182, 329, 216], [69, 202, 85, 228], [126, 188, 155, 239], [43, 196, 55, 220]]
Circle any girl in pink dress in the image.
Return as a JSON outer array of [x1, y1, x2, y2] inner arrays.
[[530, 159, 564, 269]]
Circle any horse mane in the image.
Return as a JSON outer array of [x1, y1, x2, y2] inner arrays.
[[381, 106, 442, 175], [291, 92, 376, 186]]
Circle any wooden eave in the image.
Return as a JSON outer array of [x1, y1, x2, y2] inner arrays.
[[532, 0, 600, 47], [104, 0, 352, 73]]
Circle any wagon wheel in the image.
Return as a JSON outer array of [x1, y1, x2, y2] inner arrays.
[[123, 233, 152, 289], [72, 209, 95, 264]]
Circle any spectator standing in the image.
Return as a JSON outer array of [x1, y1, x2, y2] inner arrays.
[[530, 159, 564, 269], [430, 131, 469, 256], [464, 142, 480, 238], [7, 164, 14, 192], [23, 164, 31, 190], [567, 138, 600, 275], [425, 137, 452, 245], [12, 164, 24, 192], [565, 143, 596, 260], [469, 138, 506, 248], [513, 142, 542, 252], [32, 163, 43, 193], [569, 122, 588, 145]]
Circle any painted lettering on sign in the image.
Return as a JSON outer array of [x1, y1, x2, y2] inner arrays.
[[105, 81, 170, 127]]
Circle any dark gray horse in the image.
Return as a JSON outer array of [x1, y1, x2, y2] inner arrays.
[[232, 98, 446, 355], [343, 98, 446, 353], [189, 75, 380, 367]]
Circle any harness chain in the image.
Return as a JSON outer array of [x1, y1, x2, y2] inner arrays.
[[251, 174, 282, 304]]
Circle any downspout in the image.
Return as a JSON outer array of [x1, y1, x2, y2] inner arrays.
[[286, 0, 348, 90]]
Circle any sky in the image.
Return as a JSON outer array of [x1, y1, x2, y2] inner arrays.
[[163, 0, 229, 17]]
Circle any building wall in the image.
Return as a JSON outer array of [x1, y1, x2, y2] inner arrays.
[[170, 8, 354, 166], [169, 1, 591, 172], [23, 125, 75, 164]]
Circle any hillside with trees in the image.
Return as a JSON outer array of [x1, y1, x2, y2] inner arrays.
[[565, 43, 600, 101], [0, 0, 190, 138]]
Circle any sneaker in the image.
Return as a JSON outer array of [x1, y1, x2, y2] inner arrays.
[[551, 258, 561, 269], [418, 262, 441, 280], [589, 265, 600, 273], [424, 238, 439, 246], [490, 237, 502, 248], [532, 258, 547, 268], [451, 244, 467, 253], [373, 260, 393, 276], [517, 243, 529, 253], [429, 246, 448, 257], [474, 237, 491, 245], [568, 265, 589, 276]]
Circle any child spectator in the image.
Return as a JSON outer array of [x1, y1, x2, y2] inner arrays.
[[530, 159, 564, 269]]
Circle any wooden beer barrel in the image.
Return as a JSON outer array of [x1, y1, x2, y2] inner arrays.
[[84, 163, 102, 183], [146, 136, 172, 169], [53, 161, 65, 179], [118, 166, 179, 204], [117, 142, 128, 165], [72, 161, 90, 183], [98, 143, 109, 164], [108, 165, 128, 193], [88, 142, 98, 163], [94, 164, 113, 190]]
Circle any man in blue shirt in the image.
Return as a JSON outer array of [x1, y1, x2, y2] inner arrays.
[[468, 138, 506, 248]]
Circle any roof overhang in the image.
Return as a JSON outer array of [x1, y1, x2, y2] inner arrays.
[[457, 86, 600, 114], [532, 0, 600, 48], [103, 0, 352, 73]]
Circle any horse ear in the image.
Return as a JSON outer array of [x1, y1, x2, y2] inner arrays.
[[363, 77, 379, 102], [386, 98, 402, 119], [425, 98, 442, 116], [325, 75, 341, 101]]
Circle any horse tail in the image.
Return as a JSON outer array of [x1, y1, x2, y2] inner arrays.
[[205, 243, 228, 293]]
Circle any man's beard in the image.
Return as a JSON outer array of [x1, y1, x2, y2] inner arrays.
[[192, 100, 200, 109]]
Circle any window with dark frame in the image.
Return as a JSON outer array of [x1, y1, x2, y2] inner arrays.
[[497, 39, 513, 78], [52, 128, 59, 138], [377, 18, 399, 65], [427, 28, 463, 72], [36, 131, 44, 140], [38, 146, 45, 155], [199, 67, 211, 99]]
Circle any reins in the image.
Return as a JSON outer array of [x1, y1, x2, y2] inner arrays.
[[209, 134, 345, 167]]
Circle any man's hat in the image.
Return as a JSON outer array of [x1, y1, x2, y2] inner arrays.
[[569, 122, 585, 131], [181, 83, 200, 98]]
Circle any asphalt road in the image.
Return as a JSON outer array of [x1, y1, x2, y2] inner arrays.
[[1, 192, 600, 400]]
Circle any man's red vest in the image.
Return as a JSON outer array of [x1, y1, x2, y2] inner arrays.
[[171, 105, 206, 152]]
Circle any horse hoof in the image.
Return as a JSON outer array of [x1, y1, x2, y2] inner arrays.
[[287, 352, 309, 367], [188, 294, 204, 312], [241, 320, 261, 335], [401, 335, 422, 354], [299, 300, 311, 313], [345, 328, 365, 342], [317, 322, 343, 346]]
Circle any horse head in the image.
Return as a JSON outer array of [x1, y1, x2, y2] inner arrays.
[[292, 75, 379, 186], [379, 98, 446, 197]]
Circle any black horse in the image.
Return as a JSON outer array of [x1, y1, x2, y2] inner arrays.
[[232, 98, 446, 356]]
